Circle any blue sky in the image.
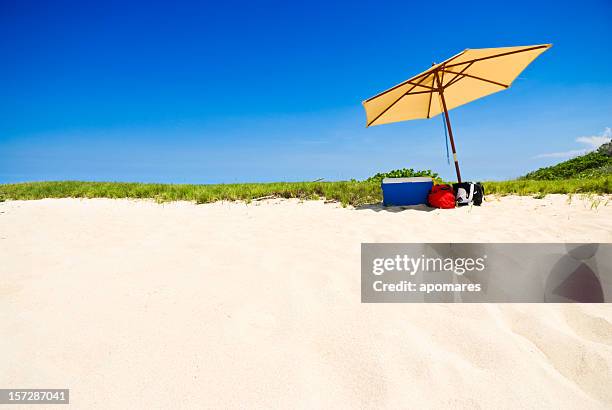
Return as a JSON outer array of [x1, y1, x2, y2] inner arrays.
[[1, 0, 611, 183]]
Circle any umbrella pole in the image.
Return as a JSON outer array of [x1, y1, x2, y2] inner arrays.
[[435, 72, 462, 183], [440, 96, 462, 183]]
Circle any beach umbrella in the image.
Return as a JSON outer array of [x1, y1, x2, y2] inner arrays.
[[362, 44, 551, 182]]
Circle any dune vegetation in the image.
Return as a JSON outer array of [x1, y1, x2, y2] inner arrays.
[[0, 180, 382, 207], [522, 149, 612, 180], [0, 177, 610, 207], [2, 143, 611, 205], [484, 177, 611, 196]]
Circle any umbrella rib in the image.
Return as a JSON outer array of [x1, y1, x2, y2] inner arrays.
[[441, 69, 509, 88], [441, 61, 474, 88], [363, 70, 433, 103], [406, 90, 434, 95], [437, 49, 470, 68], [426, 84, 434, 118], [427, 70, 446, 118], [444, 44, 549, 69], [366, 74, 433, 126], [404, 81, 436, 91]]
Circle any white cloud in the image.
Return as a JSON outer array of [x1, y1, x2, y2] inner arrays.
[[534, 149, 589, 159], [534, 127, 611, 159], [576, 127, 611, 149]]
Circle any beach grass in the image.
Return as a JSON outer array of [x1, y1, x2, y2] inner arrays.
[[0, 180, 382, 207], [484, 176, 611, 196], [1, 177, 610, 206]]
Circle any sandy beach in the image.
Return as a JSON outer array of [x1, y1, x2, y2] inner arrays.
[[1, 195, 612, 409]]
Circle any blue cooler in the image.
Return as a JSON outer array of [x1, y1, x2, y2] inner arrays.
[[381, 177, 433, 206]]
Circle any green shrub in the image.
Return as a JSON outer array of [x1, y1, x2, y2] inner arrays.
[[366, 168, 441, 183]]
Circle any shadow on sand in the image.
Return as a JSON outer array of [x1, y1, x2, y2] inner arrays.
[[355, 203, 435, 213]]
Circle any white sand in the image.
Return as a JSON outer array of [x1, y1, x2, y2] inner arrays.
[[1, 195, 612, 409]]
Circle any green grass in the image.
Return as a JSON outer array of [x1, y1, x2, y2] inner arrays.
[[484, 176, 612, 195], [1, 177, 610, 206], [0, 180, 382, 207]]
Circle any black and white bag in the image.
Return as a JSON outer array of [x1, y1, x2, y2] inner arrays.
[[452, 182, 484, 206]]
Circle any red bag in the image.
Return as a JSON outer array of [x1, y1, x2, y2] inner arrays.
[[427, 184, 456, 209]]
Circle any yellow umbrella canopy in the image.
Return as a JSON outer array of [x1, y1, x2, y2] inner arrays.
[[363, 44, 551, 182]]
